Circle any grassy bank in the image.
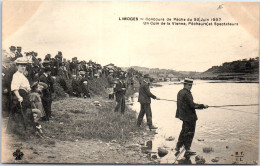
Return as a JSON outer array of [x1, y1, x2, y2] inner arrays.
[[44, 97, 140, 142], [46, 76, 141, 142]]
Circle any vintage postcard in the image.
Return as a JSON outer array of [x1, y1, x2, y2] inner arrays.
[[2, 1, 259, 164]]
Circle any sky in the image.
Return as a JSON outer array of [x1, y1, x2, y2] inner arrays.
[[2, 1, 259, 72]]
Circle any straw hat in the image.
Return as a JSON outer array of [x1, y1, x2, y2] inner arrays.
[[181, 78, 193, 84], [14, 57, 29, 64]]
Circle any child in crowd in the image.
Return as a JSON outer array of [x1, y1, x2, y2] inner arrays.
[[30, 81, 48, 137]]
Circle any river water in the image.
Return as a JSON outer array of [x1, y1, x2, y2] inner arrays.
[[131, 80, 259, 164]]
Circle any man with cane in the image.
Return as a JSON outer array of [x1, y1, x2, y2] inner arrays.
[[175, 78, 208, 157]]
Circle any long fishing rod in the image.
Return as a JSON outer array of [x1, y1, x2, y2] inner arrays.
[[209, 104, 258, 108], [159, 98, 177, 102], [159, 98, 258, 115], [159, 98, 258, 108]]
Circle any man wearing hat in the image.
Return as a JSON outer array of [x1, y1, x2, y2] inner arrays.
[[39, 67, 54, 121], [137, 74, 159, 130], [2, 54, 17, 117], [114, 77, 127, 113], [81, 80, 91, 98], [80, 72, 90, 98], [71, 75, 82, 97], [44, 54, 52, 61], [107, 72, 115, 99], [64, 60, 71, 79], [70, 58, 78, 76], [175, 78, 208, 157], [15, 47, 23, 59], [7, 46, 16, 60], [54, 51, 63, 76]]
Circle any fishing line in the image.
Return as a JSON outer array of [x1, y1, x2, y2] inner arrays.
[[159, 99, 258, 108], [159, 99, 258, 115]]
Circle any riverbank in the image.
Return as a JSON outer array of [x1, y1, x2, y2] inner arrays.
[[154, 79, 259, 85], [195, 72, 259, 83], [2, 97, 158, 164]]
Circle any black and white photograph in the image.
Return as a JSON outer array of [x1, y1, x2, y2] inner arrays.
[[1, 1, 259, 164]]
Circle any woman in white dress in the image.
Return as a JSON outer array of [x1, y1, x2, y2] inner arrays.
[[7, 57, 35, 135]]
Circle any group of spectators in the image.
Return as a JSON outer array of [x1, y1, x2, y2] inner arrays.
[[2, 45, 135, 137]]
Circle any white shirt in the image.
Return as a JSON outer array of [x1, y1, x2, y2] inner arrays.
[[11, 71, 31, 92]]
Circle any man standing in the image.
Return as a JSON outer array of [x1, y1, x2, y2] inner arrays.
[[2, 58, 16, 117], [137, 74, 159, 130], [65, 59, 71, 79], [70, 57, 78, 75], [39, 67, 54, 121], [175, 78, 208, 156], [114, 77, 126, 113], [54, 51, 63, 76], [15, 47, 23, 59], [7, 46, 16, 61], [107, 71, 115, 99]]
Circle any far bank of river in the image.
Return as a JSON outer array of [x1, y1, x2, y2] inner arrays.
[[153, 78, 259, 85]]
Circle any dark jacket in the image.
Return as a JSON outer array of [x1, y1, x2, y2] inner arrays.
[[175, 88, 203, 121], [114, 81, 126, 102], [72, 78, 82, 94], [39, 74, 54, 101], [138, 81, 156, 104], [2, 63, 16, 93]]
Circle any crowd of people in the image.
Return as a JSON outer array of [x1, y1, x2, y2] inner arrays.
[[2, 46, 136, 137]]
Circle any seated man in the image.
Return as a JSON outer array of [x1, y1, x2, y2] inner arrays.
[[81, 80, 91, 98], [71, 75, 81, 97]]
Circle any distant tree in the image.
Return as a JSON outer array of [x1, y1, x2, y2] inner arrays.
[[203, 57, 259, 74]]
